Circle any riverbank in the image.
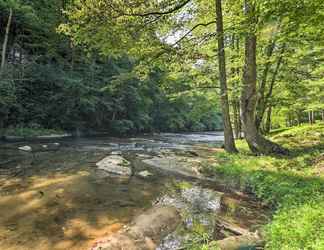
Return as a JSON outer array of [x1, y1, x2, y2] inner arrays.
[[1, 127, 70, 142], [202, 123, 324, 249], [1, 131, 264, 250]]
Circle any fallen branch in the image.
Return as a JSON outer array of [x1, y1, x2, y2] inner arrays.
[[215, 218, 250, 236], [214, 232, 263, 250]]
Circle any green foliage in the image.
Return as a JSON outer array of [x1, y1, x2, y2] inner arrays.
[[203, 124, 324, 249], [1, 56, 222, 135], [5, 125, 64, 137], [266, 201, 324, 250]]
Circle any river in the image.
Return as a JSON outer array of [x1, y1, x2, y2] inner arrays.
[[0, 132, 267, 250]]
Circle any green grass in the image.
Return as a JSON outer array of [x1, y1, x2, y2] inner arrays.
[[202, 123, 324, 250]]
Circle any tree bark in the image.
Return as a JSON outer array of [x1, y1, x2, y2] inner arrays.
[[1, 8, 13, 76], [232, 100, 241, 139], [264, 105, 272, 133], [256, 44, 285, 130], [230, 35, 242, 139], [255, 40, 275, 129], [215, 0, 237, 153], [240, 0, 287, 155]]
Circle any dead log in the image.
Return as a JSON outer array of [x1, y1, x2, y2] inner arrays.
[[215, 218, 250, 236], [215, 232, 263, 250], [91, 206, 180, 250]]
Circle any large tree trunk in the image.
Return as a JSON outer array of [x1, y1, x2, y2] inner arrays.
[[215, 0, 237, 153], [1, 8, 13, 76], [240, 0, 287, 155]]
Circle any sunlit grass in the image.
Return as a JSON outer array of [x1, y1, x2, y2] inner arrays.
[[202, 123, 324, 249]]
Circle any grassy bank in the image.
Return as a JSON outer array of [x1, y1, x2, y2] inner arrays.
[[204, 123, 324, 249], [2, 126, 65, 138]]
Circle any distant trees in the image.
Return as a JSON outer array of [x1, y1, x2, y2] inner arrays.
[[0, 0, 223, 135]]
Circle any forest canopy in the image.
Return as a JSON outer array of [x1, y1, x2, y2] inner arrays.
[[1, 0, 323, 143]]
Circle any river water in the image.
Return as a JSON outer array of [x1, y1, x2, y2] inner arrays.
[[0, 132, 267, 250]]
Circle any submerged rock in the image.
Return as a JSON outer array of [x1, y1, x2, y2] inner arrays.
[[91, 206, 181, 250], [96, 155, 131, 176], [181, 186, 221, 212], [18, 145, 32, 152], [156, 233, 183, 250], [155, 184, 223, 250], [142, 155, 211, 180]]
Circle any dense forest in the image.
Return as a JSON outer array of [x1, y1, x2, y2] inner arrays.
[[0, 1, 324, 250], [0, 0, 223, 136], [1, 0, 323, 141]]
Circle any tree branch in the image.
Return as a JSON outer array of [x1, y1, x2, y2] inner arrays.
[[129, 0, 192, 17], [110, 0, 192, 18], [172, 21, 216, 46]]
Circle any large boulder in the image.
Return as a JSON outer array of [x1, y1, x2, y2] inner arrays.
[[96, 155, 132, 176], [91, 206, 181, 250]]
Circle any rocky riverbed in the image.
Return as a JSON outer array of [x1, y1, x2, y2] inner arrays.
[[0, 132, 269, 250]]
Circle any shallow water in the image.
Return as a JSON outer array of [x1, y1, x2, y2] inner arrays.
[[0, 132, 267, 250]]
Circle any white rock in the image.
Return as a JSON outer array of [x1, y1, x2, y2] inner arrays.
[[96, 155, 131, 176], [110, 151, 122, 155], [18, 145, 32, 152], [136, 153, 152, 159], [137, 170, 153, 178]]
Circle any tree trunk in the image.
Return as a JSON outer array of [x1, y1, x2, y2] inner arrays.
[[255, 39, 276, 129], [1, 8, 13, 76], [308, 111, 312, 124], [215, 0, 237, 153], [264, 105, 272, 133], [240, 0, 287, 155], [256, 44, 285, 130], [232, 100, 241, 139]]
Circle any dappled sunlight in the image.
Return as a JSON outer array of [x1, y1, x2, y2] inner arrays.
[[0, 148, 166, 250]]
